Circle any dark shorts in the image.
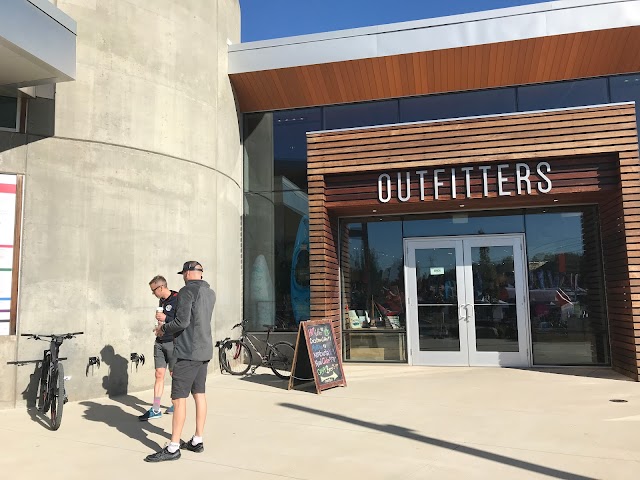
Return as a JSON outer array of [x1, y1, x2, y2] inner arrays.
[[154, 341, 176, 371], [171, 359, 209, 399]]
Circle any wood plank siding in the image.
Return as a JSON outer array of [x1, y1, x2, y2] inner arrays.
[[307, 104, 640, 380], [231, 27, 640, 112]]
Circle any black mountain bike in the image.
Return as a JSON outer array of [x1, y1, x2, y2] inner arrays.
[[21, 331, 83, 430], [216, 320, 296, 380]]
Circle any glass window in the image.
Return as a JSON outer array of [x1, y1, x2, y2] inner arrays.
[[274, 108, 321, 193], [243, 193, 308, 333], [341, 220, 406, 362], [609, 73, 640, 131], [324, 100, 398, 130], [517, 78, 608, 112], [244, 113, 274, 193], [0, 96, 17, 130], [525, 207, 609, 365], [244, 109, 320, 332], [399, 88, 516, 123], [403, 211, 525, 238]]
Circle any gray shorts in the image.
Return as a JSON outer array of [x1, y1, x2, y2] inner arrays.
[[171, 359, 209, 399], [154, 341, 176, 371]]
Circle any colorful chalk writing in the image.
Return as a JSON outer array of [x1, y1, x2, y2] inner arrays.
[[289, 319, 347, 393], [306, 323, 343, 385]]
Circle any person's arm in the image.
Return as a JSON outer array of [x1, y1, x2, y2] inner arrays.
[[162, 289, 193, 336]]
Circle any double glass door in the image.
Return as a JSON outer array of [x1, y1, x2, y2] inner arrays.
[[404, 235, 530, 366]]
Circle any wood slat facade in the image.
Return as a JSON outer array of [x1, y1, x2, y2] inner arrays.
[[307, 103, 640, 380], [231, 27, 640, 113]]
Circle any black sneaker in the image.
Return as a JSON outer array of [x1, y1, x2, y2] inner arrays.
[[180, 438, 204, 453], [144, 446, 181, 462]]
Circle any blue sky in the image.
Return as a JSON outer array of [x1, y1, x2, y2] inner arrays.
[[239, 0, 551, 42]]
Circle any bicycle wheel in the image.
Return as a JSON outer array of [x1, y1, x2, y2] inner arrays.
[[268, 341, 295, 380], [221, 340, 252, 375], [50, 363, 64, 431], [37, 355, 51, 412]]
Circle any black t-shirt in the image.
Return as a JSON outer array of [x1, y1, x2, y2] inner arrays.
[[157, 290, 178, 343]]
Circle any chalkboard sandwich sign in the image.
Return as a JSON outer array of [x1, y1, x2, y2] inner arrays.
[[288, 319, 347, 393]]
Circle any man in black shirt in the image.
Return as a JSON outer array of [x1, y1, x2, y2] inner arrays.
[[139, 275, 178, 421]]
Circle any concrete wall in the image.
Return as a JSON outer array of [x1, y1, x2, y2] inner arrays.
[[0, 0, 242, 408]]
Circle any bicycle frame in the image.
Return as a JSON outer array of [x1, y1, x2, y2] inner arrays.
[[40, 336, 64, 407], [19, 331, 83, 430], [240, 329, 276, 365]]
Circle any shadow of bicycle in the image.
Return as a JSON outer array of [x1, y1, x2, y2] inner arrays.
[[19, 362, 53, 429], [236, 372, 291, 390]]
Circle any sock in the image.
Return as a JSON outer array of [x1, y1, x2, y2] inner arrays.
[[191, 436, 203, 445], [152, 397, 161, 413], [167, 442, 180, 453]]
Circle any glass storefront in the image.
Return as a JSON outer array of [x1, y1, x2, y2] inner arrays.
[[341, 207, 610, 365], [242, 75, 635, 363]]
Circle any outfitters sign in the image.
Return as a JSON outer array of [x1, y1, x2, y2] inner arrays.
[[377, 161, 552, 203]]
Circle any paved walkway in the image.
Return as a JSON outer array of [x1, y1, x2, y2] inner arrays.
[[1, 365, 639, 479]]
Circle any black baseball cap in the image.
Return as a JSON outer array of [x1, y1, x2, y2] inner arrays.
[[177, 261, 203, 274]]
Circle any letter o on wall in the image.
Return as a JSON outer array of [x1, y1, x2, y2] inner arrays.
[[378, 173, 391, 203]]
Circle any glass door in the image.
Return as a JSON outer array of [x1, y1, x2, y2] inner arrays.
[[463, 236, 529, 366], [404, 235, 530, 367], [404, 238, 468, 365]]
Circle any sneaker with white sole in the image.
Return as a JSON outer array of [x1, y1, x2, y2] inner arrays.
[[138, 408, 162, 421], [165, 405, 174, 414]]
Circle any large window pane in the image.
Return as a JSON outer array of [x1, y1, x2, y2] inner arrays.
[[0, 96, 17, 130], [342, 220, 406, 361], [274, 108, 321, 193], [610, 73, 640, 131], [415, 247, 459, 352], [517, 78, 608, 112], [525, 207, 609, 365], [470, 245, 518, 352], [400, 88, 516, 123], [324, 100, 398, 130], [403, 211, 525, 237], [243, 193, 308, 332], [244, 113, 273, 193]]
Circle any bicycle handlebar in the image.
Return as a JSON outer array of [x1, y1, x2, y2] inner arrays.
[[21, 331, 84, 340], [231, 320, 246, 330]]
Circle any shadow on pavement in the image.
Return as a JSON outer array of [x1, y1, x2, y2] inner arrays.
[[514, 367, 634, 381], [20, 362, 51, 430], [238, 373, 291, 390], [278, 403, 596, 480], [77, 344, 170, 451], [80, 396, 170, 451]]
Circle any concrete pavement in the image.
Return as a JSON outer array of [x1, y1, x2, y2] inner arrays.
[[1, 365, 639, 479]]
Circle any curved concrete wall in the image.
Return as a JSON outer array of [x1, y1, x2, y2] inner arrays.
[[1, 0, 241, 407]]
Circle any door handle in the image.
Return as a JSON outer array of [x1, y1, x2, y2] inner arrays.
[[459, 304, 467, 321], [459, 304, 471, 322], [463, 304, 471, 322]]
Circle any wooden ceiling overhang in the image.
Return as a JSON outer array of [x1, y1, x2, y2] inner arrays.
[[230, 26, 640, 113]]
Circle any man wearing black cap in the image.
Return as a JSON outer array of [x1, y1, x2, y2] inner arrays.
[[144, 261, 216, 463]]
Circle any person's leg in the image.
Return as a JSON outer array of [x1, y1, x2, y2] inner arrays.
[[153, 367, 166, 411], [140, 343, 167, 421], [170, 397, 187, 443], [190, 361, 209, 444], [168, 360, 196, 447], [193, 393, 207, 438], [164, 343, 176, 413]]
